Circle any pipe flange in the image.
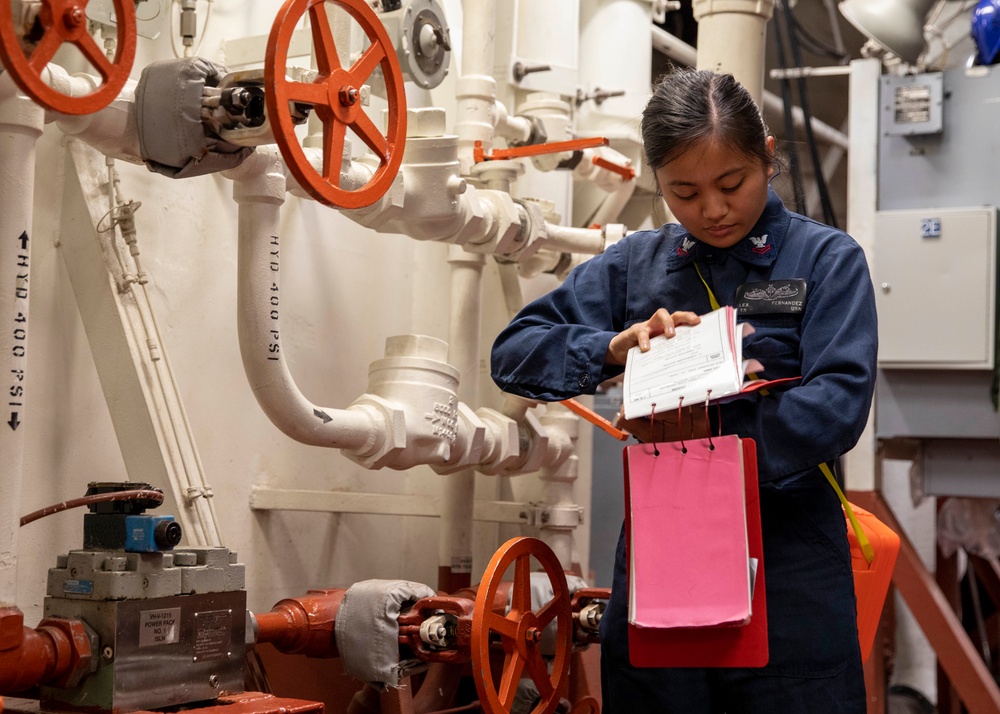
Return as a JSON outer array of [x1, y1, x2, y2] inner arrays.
[[475, 407, 521, 476], [540, 505, 584, 530], [382, 0, 451, 89], [463, 190, 525, 256], [0, 607, 24, 651], [343, 394, 407, 470], [36, 618, 96, 689], [432, 402, 486, 475], [691, 0, 775, 20]]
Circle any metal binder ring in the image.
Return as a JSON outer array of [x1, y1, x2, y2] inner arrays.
[[705, 390, 714, 451], [678, 396, 687, 454], [649, 403, 659, 457]]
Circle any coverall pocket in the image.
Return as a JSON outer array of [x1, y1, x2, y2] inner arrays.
[[743, 315, 800, 360]]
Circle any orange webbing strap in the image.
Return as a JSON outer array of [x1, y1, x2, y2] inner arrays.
[[560, 398, 630, 441], [820, 462, 875, 564]]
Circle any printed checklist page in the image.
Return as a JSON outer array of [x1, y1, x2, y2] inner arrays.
[[622, 307, 741, 420]]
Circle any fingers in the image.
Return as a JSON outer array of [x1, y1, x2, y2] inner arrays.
[[604, 309, 703, 366], [640, 308, 674, 348], [670, 310, 701, 328]]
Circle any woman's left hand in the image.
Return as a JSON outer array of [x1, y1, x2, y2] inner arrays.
[[605, 308, 700, 366]]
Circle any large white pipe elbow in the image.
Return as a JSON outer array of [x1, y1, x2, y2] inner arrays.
[[42, 67, 144, 164], [231, 159, 382, 454], [493, 100, 533, 145]]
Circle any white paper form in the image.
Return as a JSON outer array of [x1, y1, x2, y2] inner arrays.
[[622, 307, 742, 419]]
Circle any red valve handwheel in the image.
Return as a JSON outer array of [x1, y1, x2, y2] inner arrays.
[[264, 0, 407, 209], [0, 0, 136, 115], [472, 537, 572, 714]]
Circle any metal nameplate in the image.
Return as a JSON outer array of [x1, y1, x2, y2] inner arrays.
[[735, 280, 807, 316]]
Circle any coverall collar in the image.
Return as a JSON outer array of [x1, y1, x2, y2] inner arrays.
[[664, 188, 791, 272]]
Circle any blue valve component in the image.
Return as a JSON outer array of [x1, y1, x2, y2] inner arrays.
[[125, 515, 183, 552]]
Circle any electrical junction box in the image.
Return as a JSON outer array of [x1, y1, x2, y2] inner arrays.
[[874, 206, 997, 369], [881, 72, 944, 136]]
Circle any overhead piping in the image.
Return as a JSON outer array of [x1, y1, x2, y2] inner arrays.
[[651, 24, 849, 150]]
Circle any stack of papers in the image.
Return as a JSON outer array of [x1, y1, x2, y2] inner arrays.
[[622, 306, 793, 420]]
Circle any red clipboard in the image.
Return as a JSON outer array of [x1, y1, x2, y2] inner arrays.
[[624, 437, 769, 668]]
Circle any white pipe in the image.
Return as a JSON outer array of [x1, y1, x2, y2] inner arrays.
[[43, 67, 144, 163], [230, 154, 381, 453], [440, 246, 487, 589], [0, 74, 44, 606], [456, 0, 498, 173], [651, 25, 849, 150], [691, 0, 776, 106], [770, 65, 852, 80], [542, 223, 605, 254], [651, 23, 698, 64], [589, 177, 638, 228], [578, 0, 654, 132], [493, 100, 533, 145], [538, 411, 579, 569]]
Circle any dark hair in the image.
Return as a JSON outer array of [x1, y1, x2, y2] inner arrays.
[[641, 68, 771, 172]]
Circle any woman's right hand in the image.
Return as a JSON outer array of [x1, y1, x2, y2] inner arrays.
[[605, 308, 700, 366]]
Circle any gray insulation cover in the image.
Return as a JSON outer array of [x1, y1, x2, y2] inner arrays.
[[135, 57, 252, 178], [334, 578, 437, 687]]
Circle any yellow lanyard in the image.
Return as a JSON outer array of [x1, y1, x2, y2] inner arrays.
[[694, 262, 874, 564], [694, 262, 721, 311], [694, 262, 761, 383]]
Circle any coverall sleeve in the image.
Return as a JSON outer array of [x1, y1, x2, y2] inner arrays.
[[724, 237, 878, 481], [491, 243, 630, 401]]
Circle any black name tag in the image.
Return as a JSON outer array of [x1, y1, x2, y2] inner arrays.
[[735, 279, 807, 316]]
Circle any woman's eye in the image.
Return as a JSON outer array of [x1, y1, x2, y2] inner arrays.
[[674, 193, 696, 201], [721, 180, 744, 193]]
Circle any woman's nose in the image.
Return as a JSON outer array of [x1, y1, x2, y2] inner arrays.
[[702, 192, 727, 221]]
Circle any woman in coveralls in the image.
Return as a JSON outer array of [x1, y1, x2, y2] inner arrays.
[[490, 69, 877, 713]]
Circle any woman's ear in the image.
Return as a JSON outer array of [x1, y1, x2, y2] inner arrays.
[[765, 135, 776, 176]]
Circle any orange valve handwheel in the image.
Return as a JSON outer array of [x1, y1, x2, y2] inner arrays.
[[264, 0, 407, 209], [0, 0, 136, 115], [472, 537, 572, 714]]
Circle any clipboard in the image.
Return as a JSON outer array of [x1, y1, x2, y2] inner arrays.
[[624, 437, 769, 668]]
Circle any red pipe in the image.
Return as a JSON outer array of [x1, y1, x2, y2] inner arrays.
[[0, 608, 62, 694], [254, 589, 346, 658]]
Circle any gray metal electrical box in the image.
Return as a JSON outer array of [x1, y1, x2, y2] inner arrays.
[[873, 206, 997, 369], [880, 72, 944, 136]]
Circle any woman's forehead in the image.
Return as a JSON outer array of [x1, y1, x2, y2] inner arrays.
[[659, 139, 758, 180]]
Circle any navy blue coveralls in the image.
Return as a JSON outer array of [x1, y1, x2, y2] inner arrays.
[[491, 190, 878, 713]]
